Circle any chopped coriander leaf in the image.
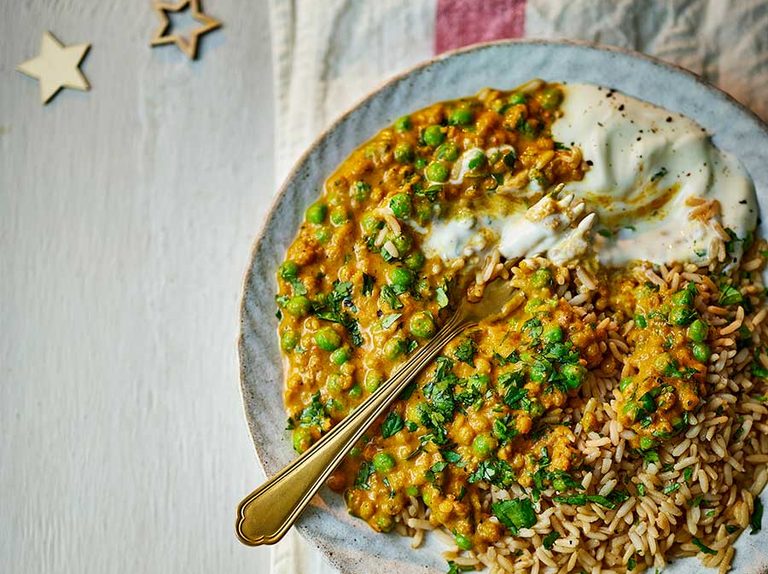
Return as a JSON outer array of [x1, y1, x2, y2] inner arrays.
[[662, 483, 681, 495], [380, 284, 404, 310], [446, 561, 474, 574], [454, 337, 477, 366], [468, 458, 515, 488], [381, 411, 404, 438], [492, 415, 519, 445], [380, 313, 402, 329], [435, 286, 450, 308], [522, 317, 543, 342], [362, 273, 375, 296], [553, 492, 628, 510], [491, 498, 537, 534], [494, 350, 520, 365], [354, 461, 374, 489], [444, 450, 463, 465], [718, 284, 743, 306], [636, 483, 646, 496], [542, 531, 560, 550], [627, 556, 637, 570], [692, 537, 717, 555], [751, 498, 763, 534], [299, 392, 328, 428], [683, 467, 693, 483]]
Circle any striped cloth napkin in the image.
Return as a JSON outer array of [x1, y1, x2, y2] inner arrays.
[[267, 1, 768, 571]]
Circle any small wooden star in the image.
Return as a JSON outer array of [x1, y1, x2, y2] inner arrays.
[[150, 0, 221, 60], [17, 31, 91, 104]]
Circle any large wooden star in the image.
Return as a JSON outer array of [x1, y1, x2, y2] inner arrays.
[[17, 32, 91, 104], [150, 0, 221, 60]]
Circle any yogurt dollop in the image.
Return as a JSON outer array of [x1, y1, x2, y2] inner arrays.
[[553, 83, 757, 266], [419, 83, 757, 268]]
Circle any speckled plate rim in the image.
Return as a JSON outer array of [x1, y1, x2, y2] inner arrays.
[[238, 39, 768, 574]]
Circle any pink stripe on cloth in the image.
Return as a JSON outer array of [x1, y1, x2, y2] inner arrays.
[[435, 0, 526, 55]]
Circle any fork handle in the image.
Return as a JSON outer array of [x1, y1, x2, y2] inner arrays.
[[235, 313, 469, 546]]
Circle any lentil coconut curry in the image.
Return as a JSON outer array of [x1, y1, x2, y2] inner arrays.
[[274, 80, 768, 573]]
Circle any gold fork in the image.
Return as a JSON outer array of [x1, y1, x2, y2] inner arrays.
[[235, 278, 521, 546]]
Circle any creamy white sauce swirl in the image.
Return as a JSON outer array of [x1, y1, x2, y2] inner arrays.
[[420, 83, 758, 268], [553, 83, 757, 266]]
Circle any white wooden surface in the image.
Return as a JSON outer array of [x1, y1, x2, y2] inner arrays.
[[1, 0, 274, 571]]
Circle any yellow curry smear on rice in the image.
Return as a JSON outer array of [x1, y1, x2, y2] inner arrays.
[[274, 83, 745, 555]]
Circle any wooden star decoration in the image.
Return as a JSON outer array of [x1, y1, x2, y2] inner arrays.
[[150, 0, 221, 60], [17, 31, 91, 105]]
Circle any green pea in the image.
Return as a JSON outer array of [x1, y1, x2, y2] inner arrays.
[[472, 434, 496, 459], [383, 336, 408, 360], [414, 157, 427, 169], [364, 370, 383, 393], [315, 327, 342, 351], [692, 342, 711, 363], [688, 319, 708, 343], [525, 400, 545, 418], [537, 87, 563, 110], [389, 266, 414, 289], [394, 115, 411, 132], [389, 193, 413, 219], [531, 268, 552, 288], [671, 288, 694, 307], [542, 325, 564, 344], [409, 311, 436, 339], [373, 452, 396, 473], [330, 346, 351, 365], [399, 254, 424, 275], [508, 93, 527, 106], [306, 202, 327, 224], [279, 260, 299, 281], [414, 200, 432, 225], [562, 363, 586, 389], [326, 374, 342, 394], [394, 142, 415, 163], [281, 329, 299, 351], [524, 297, 544, 314], [426, 161, 449, 183], [361, 212, 381, 234], [654, 353, 672, 373], [328, 399, 345, 414], [619, 377, 632, 392], [423, 125, 445, 147], [449, 106, 473, 126], [330, 206, 348, 226], [436, 142, 459, 162], [454, 532, 473, 551], [375, 515, 394, 532], [405, 485, 419, 497], [392, 234, 412, 254], [315, 227, 332, 244], [639, 436, 656, 451], [529, 362, 551, 383], [634, 314, 648, 329], [292, 427, 312, 453], [622, 401, 639, 421], [348, 384, 362, 400], [669, 305, 696, 326], [351, 180, 371, 202], [286, 295, 311, 317]]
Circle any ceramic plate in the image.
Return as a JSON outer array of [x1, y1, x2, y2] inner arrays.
[[239, 40, 768, 573]]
